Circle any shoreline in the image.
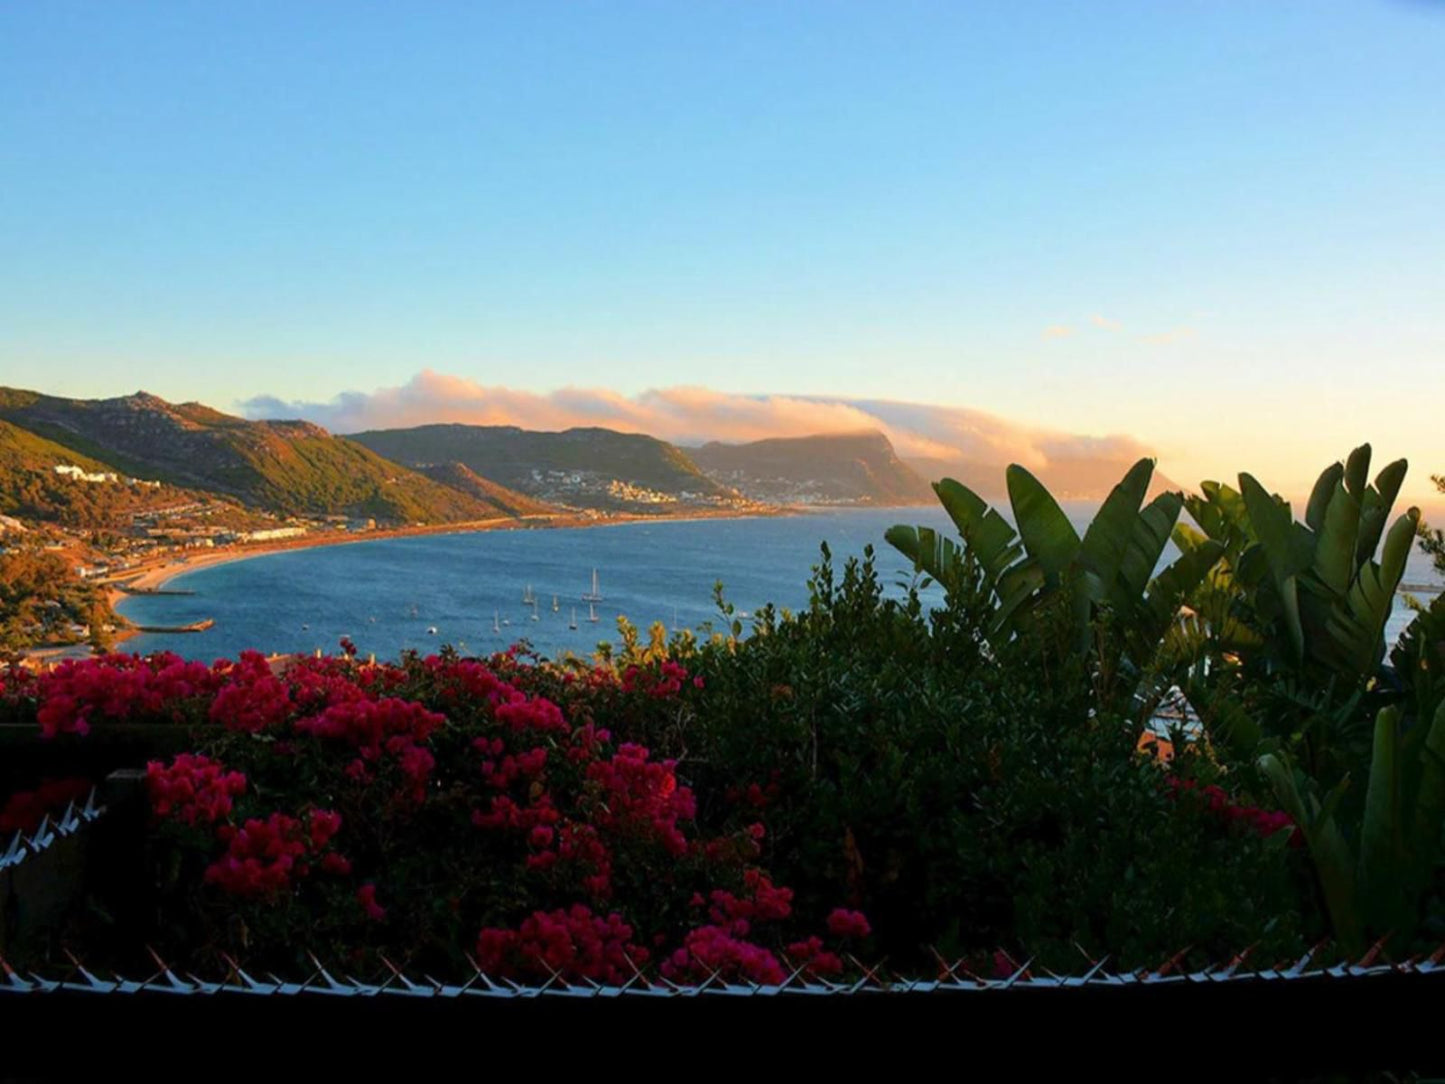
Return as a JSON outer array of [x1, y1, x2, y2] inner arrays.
[[103, 505, 805, 645]]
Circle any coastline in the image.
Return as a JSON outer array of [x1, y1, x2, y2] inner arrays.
[[103, 505, 800, 646]]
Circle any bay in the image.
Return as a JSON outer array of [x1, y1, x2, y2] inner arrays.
[[118, 506, 1443, 662]]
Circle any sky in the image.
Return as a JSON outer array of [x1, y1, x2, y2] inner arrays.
[[1, 1, 1442, 501]]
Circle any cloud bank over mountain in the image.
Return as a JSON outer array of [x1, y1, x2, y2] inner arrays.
[[242, 370, 1162, 497]]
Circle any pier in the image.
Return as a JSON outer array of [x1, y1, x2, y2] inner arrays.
[[132, 618, 215, 634]]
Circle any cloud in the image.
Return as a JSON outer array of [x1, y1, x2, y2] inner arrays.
[[1042, 325, 1074, 339], [242, 370, 1163, 497], [1139, 326, 1198, 346], [1089, 314, 1122, 331]]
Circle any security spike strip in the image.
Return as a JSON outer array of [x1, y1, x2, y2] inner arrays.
[[459, 952, 503, 996], [55, 800, 80, 836], [8, 941, 1445, 1001], [27, 814, 55, 854], [1, 829, 23, 869], [1354, 935, 1392, 973], [145, 947, 194, 995], [1067, 957, 1110, 988], [378, 955, 434, 998], [928, 946, 962, 983], [1210, 944, 1255, 982], [611, 952, 650, 996], [306, 953, 355, 996], [1282, 942, 1324, 980], [999, 956, 1035, 990], [845, 953, 889, 993], [1145, 946, 1194, 982]]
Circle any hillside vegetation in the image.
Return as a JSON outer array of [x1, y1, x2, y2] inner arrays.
[[352, 424, 733, 505], [0, 389, 508, 525]]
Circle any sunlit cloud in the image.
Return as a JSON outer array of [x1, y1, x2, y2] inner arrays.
[[1139, 326, 1198, 346], [1042, 325, 1074, 339], [242, 370, 1164, 496], [1089, 314, 1122, 331]]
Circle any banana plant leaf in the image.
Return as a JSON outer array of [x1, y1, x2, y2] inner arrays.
[[1006, 464, 1080, 579]]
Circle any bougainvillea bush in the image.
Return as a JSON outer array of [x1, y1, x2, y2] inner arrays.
[[3, 647, 865, 982]]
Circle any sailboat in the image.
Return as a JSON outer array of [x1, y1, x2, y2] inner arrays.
[[492, 611, 501, 634], [522, 585, 534, 605], [530, 599, 540, 622], [588, 601, 599, 624], [552, 594, 560, 613], [569, 607, 578, 630], [582, 568, 604, 603]]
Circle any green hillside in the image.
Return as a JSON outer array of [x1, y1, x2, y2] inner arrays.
[[0, 418, 205, 528], [0, 389, 503, 524], [352, 424, 732, 506], [415, 462, 559, 518]]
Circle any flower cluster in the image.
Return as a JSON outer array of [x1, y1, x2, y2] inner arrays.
[[619, 660, 702, 699], [825, 908, 871, 939], [35, 653, 223, 737], [476, 904, 648, 984], [204, 808, 345, 898], [294, 697, 445, 800], [0, 776, 92, 835], [19, 647, 858, 983], [662, 871, 802, 985], [584, 743, 695, 857], [1167, 776, 1300, 845], [146, 753, 248, 826]]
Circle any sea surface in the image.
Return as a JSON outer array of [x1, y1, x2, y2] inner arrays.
[[119, 506, 1444, 662]]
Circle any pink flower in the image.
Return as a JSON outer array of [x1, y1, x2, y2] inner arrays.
[[826, 908, 871, 939], [357, 883, 387, 921]]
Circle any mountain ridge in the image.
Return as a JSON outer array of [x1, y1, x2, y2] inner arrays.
[[350, 423, 737, 510], [686, 430, 934, 506]]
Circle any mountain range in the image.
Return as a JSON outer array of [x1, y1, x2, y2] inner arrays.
[[0, 388, 944, 530], [350, 423, 736, 508], [687, 430, 933, 505]]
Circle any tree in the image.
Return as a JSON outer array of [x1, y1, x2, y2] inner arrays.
[[1418, 473, 1445, 577], [87, 600, 114, 654]]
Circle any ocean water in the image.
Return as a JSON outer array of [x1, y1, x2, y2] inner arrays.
[[119, 506, 1443, 663]]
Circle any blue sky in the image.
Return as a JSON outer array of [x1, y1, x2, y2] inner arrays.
[[1, 2, 1442, 498]]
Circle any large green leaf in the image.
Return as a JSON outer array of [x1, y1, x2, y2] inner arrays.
[[1359, 706, 1404, 916], [931, 478, 1022, 582], [1313, 482, 1361, 597], [932, 478, 987, 538], [1119, 491, 1183, 604], [990, 560, 1045, 640], [1260, 752, 1362, 953], [1356, 458, 1408, 566], [1079, 459, 1153, 603], [884, 524, 963, 592], [1324, 509, 1420, 676], [1344, 444, 1372, 503], [1145, 538, 1224, 629], [1240, 473, 1308, 662], [1006, 464, 1080, 578], [1306, 462, 1344, 533], [1412, 700, 1445, 872]]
